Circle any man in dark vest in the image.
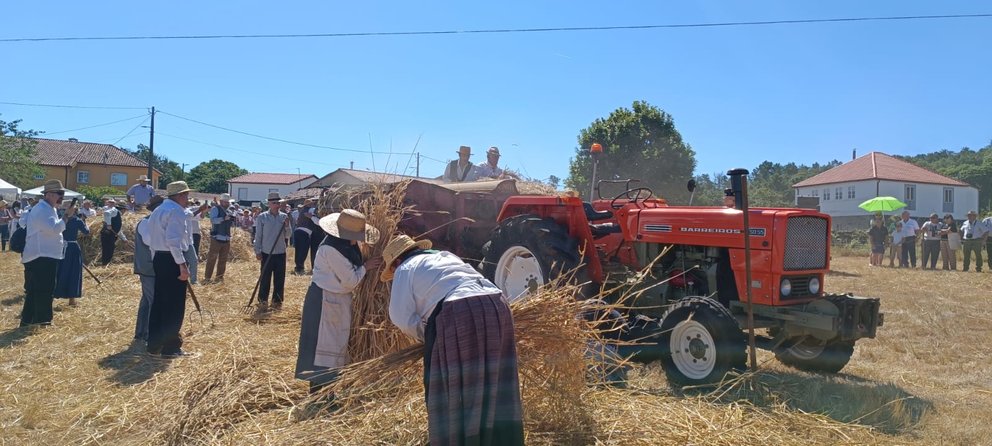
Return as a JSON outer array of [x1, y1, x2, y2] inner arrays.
[[100, 198, 125, 265], [293, 199, 318, 274], [204, 193, 235, 283], [443, 146, 476, 183]]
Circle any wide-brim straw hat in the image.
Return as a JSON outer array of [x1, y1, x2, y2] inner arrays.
[[166, 181, 194, 196], [137, 174, 149, 181], [219, 193, 232, 201], [319, 209, 380, 243], [43, 179, 66, 193], [457, 145, 472, 156], [266, 191, 282, 202], [0, 199, 7, 209], [380, 234, 432, 282]]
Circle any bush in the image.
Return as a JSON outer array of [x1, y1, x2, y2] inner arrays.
[[77, 186, 125, 202]]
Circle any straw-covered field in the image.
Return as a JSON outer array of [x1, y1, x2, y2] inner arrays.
[[2, 206, 991, 444]]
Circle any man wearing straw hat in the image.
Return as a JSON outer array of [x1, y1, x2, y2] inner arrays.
[[127, 174, 155, 210], [145, 181, 195, 357], [295, 209, 381, 394], [443, 145, 477, 183], [20, 180, 77, 326], [253, 192, 292, 310], [381, 234, 524, 445]]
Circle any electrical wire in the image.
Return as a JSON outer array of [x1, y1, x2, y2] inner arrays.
[[109, 116, 150, 146], [0, 100, 145, 110], [41, 113, 149, 136], [0, 14, 989, 43], [154, 131, 340, 166], [158, 110, 415, 155]]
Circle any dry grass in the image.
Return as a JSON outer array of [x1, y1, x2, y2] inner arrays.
[[2, 246, 991, 444]]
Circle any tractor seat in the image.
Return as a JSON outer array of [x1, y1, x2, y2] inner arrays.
[[583, 202, 614, 222], [590, 223, 623, 238]]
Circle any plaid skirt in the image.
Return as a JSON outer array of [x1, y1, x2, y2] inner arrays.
[[423, 293, 524, 446]]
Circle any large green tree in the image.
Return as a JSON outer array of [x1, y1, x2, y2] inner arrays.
[[566, 101, 696, 203], [0, 117, 45, 190], [126, 143, 183, 188], [900, 142, 992, 213], [186, 159, 247, 194]]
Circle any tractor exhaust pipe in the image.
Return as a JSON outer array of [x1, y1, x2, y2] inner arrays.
[[728, 168, 758, 372]]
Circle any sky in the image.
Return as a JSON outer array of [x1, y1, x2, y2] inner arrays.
[[1, 1, 990, 185]]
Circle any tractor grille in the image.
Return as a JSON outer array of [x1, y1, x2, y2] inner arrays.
[[782, 275, 813, 300], [784, 216, 828, 271]]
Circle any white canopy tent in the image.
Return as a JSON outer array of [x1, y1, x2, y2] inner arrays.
[[20, 185, 84, 199], [0, 177, 20, 201]]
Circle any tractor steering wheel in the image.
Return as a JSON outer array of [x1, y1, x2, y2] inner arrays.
[[610, 187, 654, 209]]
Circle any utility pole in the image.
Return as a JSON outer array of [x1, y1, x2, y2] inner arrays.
[[350, 161, 354, 170], [147, 106, 155, 182], [181, 163, 188, 180], [416, 152, 420, 177]]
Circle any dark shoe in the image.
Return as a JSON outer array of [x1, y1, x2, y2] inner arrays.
[[160, 349, 189, 359], [272, 301, 283, 311]]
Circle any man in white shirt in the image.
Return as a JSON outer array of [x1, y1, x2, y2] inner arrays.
[[78, 200, 97, 220], [898, 211, 920, 268], [919, 213, 943, 270], [145, 181, 194, 357], [20, 179, 76, 327], [443, 145, 477, 183], [960, 210, 988, 272]]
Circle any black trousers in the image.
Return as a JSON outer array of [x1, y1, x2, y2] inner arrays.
[[309, 229, 325, 270], [100, 230, 117, 265], [921, 239, 940, 269], [900, 236, 917, 267], [987, 239, 992, 270], [21, 257, 59, 327], [192, 233, 201, 258], [147, 252, 187, 354], [294, 230, 310, 271], [258, 253, 286, 304]]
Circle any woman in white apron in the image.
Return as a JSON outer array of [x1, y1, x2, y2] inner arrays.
[[295, 209, 381, 394]]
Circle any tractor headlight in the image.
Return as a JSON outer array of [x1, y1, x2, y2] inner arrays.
[[808, 277, 821, 295], [780, 278, 792, 297]]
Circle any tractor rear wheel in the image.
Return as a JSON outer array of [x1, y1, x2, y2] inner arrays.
[[481, 214, 581, 301], [659, 296, 747, 386], [774, 337, 855, 373]]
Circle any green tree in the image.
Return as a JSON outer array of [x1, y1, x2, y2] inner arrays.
[[186, 159, 247, 194], [126, 143, 183, 188], [566, 101, 696, 203], [690, 172, 730, 206], [0, 117, 45, 190]]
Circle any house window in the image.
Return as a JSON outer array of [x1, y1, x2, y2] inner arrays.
[[847, 186, 855, 199], [811, 189, 819, 198], [943, 187, 954, 213], [237, 188, 248, 201], [904, 184, 916, 210], [33, 173, 45, 181], [823, 188, 830, 201], [110, 173, 127, 186], [268, 188, 279, 193], [77, 171, 90, 184], [835, 187, 843, 200]]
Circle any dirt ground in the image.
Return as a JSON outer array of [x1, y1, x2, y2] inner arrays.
[[1, 248, 990, 445]]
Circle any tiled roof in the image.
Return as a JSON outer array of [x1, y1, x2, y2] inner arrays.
[[228, 173, 317, 185], [30, 138, 153, 169], [793, 152, 970, 188]]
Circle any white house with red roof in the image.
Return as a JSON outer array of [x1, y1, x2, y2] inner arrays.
[[793, 152, 979, 229], [227, 172, 317, 205]]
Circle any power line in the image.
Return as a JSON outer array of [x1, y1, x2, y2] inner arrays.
[[158, 110, 414, 155], [42, 113, 149, 136], [0, 14, 988, 43], [109, 116, 150, 146], [0, 100, 145, 110], [155, 131, 340, 166]]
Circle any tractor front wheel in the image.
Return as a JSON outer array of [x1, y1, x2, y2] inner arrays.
[[659, 296, 747, 386], [774, 337, 855, 374], [481, 215, 581, 302]]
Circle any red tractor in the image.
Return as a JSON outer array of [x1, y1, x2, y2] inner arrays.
[[480, 169, 882, 385]]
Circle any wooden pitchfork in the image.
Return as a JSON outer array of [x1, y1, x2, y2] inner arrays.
[[242, 216, 290, 314]]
